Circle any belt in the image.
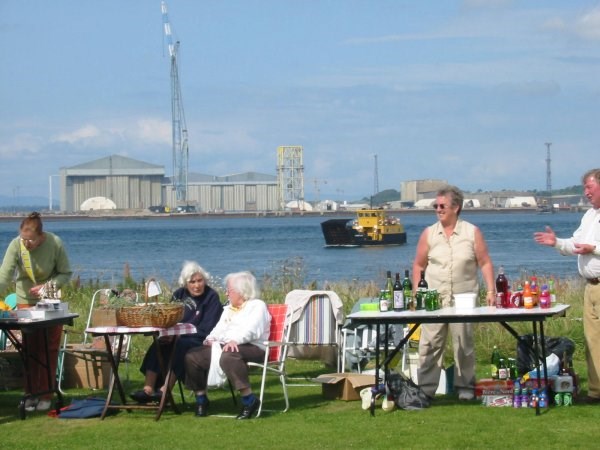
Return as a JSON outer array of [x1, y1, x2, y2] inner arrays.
[[588, 278, 600, 285]]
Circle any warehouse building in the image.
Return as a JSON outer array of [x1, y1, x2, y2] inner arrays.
[[59, 154, 280, 213]]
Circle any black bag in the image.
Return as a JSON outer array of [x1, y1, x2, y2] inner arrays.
[[516, 334, 575, 376], [386, 370, 431, 411]]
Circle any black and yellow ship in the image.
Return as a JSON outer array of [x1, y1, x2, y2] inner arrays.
[[321, 208, 407, 247]]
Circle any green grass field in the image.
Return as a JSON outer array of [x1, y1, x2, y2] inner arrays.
[[0, 275, 595, 449]]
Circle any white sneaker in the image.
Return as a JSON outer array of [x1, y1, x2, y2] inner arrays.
[[360, 387, 373, 410], [36, 399, 52, 411], [382, 395, 396, 412], [24, 398, 38, 412], [458, 390, 474, 401]]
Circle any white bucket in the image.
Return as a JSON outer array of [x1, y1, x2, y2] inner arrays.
[[454, 293, 477, 309]]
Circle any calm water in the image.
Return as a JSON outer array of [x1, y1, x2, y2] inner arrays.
[[0, 212, 584, 289]]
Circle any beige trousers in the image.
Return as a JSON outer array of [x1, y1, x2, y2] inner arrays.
[[417, 322, 475, 397], [583, 282, 600, 398]]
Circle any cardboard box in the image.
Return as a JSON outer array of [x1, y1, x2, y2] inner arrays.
[[61, 352, 111, 389], [481, 395, 513, 407], [475, 378, 514, 398], [312, 373, 375, 401]]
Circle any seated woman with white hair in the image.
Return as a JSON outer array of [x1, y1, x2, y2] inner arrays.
[[130, 261, 223, 403], [184, 271, 271, 419]]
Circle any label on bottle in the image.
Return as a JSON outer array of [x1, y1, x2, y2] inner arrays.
[[524, 295, 533, 309], [495, 293, 504, 308], [393, 291, 404, 310]]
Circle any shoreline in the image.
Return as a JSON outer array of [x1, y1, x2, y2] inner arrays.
[[0, 206, 586, 222]]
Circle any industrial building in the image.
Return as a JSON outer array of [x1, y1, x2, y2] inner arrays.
[[58, 154, 281, 213]]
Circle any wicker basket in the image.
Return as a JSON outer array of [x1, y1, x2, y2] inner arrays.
[[115, 279, 184, 328]]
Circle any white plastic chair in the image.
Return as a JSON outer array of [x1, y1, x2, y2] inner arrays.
[[56, 288, 139, 393]]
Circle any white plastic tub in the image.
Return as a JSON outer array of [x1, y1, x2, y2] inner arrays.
[[454, 293, 478, 309]]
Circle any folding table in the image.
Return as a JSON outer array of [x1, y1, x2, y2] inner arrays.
[[86, 322, 196, 420], [347, 304, 570, 416]]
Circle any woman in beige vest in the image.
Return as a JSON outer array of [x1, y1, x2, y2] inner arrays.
[[412, 185, 495, 401]]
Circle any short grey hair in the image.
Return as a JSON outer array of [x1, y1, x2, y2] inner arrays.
[[437, 185, 464, 216], [582, 168, 600, 185], [178, 261, 210, 287], [224, 271, 258, 301]]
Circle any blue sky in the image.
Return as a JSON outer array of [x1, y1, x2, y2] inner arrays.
[[2, 0, 600, 202]]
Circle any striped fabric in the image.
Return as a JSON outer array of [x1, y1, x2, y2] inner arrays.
[[289, 294, 337, 345], [266, 303, 289, 362]]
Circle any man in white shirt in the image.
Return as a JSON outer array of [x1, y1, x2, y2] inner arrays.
[[534, 168, 600, 403]]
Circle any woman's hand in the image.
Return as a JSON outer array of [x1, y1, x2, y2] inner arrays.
[[223, 341, 239, 352]]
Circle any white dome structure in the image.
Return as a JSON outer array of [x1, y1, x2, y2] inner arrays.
[[285, 200, 313, 211], [80, 196, 117, 211]]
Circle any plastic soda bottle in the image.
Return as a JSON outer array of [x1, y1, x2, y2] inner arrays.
[[539, 284, 551, 309], [495, 266, 509, 308], [539, 388, 548, 408], [379, 289, 390, 312], [530, 276, 539, 306], [513, 380, 521, 408], [523, 281, 534, 309], [549, 279, 557, 305]]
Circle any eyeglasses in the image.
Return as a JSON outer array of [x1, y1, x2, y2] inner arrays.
[[432, 204, 447, 210], [20, 237, 38, 245]]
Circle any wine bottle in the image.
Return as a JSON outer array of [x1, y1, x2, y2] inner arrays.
[[402, 269, 413, 311], [393, 272, 404, 311], [416, 270, 428, 310]]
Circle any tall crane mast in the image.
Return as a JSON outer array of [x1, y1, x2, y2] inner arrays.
[[161, 1, 188, 204]]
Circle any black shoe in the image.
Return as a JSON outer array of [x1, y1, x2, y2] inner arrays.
[[130, 390, 153, 403], [236, 397, 260, 420], [195, 399, 210, 417]]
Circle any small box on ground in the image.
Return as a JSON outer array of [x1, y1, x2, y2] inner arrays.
[[62, 353, 111, 389], [476, 379, 515, 407], [312, 373, 375, 401], [475, 378, 514, 398]]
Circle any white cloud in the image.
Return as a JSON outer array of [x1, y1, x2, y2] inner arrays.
[[576, 7, 600, 40]]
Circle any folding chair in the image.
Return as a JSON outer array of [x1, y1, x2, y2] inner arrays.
[[284, 290, 344, 385], [57, 289, 139, 394], [246, 303, 291, 417]]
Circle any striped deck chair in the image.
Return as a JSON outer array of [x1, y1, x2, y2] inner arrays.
[[285, 290, 344, 378]]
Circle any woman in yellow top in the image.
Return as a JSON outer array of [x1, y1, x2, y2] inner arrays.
[[412, 186, 495, 401], [0, 212, 72, 412]]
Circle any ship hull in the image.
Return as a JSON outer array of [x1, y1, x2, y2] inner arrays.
[[321, 219, 407, 247]]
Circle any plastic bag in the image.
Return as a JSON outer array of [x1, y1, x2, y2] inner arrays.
[[516, 334, 575, 376], [207, 341, 227, 388], [386, 370, 431, 411], [525, 353, 561, 379]]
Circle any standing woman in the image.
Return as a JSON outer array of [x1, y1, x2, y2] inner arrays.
[[0, 212, 72, 411], [184, 271, 270, 419], [131, 261, 223, 403], [412, 186, 495, 401]]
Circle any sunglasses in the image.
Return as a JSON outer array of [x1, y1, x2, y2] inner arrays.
[[432, 204, 447, 210]]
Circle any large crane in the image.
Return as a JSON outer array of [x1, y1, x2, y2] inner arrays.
[[161, 1, 188, 204]]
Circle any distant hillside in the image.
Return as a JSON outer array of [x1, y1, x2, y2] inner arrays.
[[358, 189, 399, 206]]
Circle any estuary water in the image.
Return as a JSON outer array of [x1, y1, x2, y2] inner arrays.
[[0, 212, 585, 289]]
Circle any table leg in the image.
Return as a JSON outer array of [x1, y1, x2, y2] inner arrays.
[[153, 335, 180, 420], [101, 334, 126, 420]]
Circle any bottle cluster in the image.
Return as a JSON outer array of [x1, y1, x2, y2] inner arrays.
[[490, 345, 576, 408], [378, 269, 441, 312], [495, 266, 556, 309]]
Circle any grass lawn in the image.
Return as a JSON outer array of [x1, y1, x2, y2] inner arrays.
[[0, 353, 598, 450]]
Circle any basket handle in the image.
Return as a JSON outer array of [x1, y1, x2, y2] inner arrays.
[[145, 278, 162, 303]]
